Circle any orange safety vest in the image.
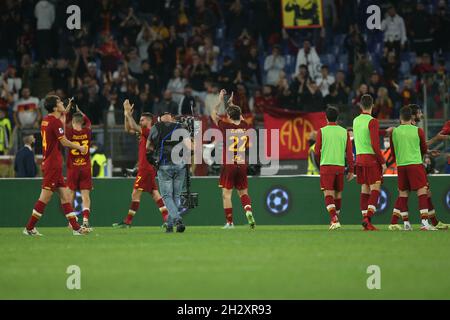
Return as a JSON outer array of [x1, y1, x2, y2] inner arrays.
[[383, 148, 397, 174]]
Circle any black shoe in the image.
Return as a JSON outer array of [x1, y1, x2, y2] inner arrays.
[[165, 226, 174, 233], [176, 220, 185, 233]]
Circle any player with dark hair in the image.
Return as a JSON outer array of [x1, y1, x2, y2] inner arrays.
[[112, 99, 168, 228], [314, 107, 354, 229], [389, 104, 448, 230], [23, 96, 90, 236], [65, 108, 93, 229], [211, 89, 255, 229], [352, 94, 387, 231], [389, 106, 438, 231]]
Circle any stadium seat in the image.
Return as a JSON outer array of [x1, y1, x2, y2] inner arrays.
[[0, 59, 8, 73]]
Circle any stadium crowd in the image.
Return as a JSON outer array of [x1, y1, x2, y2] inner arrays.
[[0, 0, 448, 157]]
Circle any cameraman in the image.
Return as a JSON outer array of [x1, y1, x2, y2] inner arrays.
[[147, 111, 192, 233]]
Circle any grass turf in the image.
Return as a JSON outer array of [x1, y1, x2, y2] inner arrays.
[[1, 225, 449, 300]]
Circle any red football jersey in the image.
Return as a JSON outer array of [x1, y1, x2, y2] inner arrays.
[[218, 119, 250, 165], [41, 115, 65, 170], [139, 127, 152, 172], [66, 115, 92, 169]]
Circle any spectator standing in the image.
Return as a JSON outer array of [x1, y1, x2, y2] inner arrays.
[[185, 53, 210, 99], [295, 40, 322, 79], [166, 67, 188, 105], [334, 70, 351, 104], [34, 0, 55, 62], [49, 58, 71, 94], [178, 85, 196, 115], [381, 50, 400, 85], [154, 90, 178, 116], [253, 85, 278, 114], [373, 87, 393, 119], [203, 83, 222, 117], [198, 36, 220, 73], [353, 53, 374, 90], [13, 88, 41, 129], [14, 134, 37, 177], [264, 45, 286, 86], [381, 4, 407, 54], [316, 65, 335, 97], [136, 22, 154, 61], [409, 2, 434, 56]]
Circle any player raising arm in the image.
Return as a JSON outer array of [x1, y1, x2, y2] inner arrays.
[[112, 99, 169, 228], [314, 107, 354, 230], [211, 89, 255, 229], [65, 105, 93, 229], [24, 95, 90, 236]]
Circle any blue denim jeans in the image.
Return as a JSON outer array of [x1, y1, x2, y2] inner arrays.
[[157, 164, 186, 227]]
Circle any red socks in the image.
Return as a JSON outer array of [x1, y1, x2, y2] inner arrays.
[[156, 198, 168, 222], [62, 202, 80, 230], [325, 195, 337, 222], [240, 194, 252, 212], [125, 201, 140, 224], [224, 208, 233, 224], [360, 193, 370, 216], [26, 200, 46, 230], [428, 197, 438, 226], [367, 190, 380, 217], [391, 197, 401, 224], [391, 196, 408, 224]]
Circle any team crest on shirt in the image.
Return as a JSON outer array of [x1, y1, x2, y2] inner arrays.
[[59, 128, 64, 134]]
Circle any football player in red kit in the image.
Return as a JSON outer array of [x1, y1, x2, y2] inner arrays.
[[112, 99, 168, 228], [211, 89, 255, 229], [65, 108, 93, 229], [389, 105, 448, 230], [23, 96, 90, 236]]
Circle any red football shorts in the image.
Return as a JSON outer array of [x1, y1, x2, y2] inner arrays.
[[134, 169, 158, 193], [219, 164, 248, 190], [356, 164, 383, 185], [42, 167, 66, 191], [397, 164, 428, 191], [67, 166, 93, 191], [320, 173, 345, 191]]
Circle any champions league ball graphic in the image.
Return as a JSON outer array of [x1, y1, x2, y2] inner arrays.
[[266, 188, 290, 215]]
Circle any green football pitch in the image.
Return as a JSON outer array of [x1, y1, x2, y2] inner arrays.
[[1, 225, 449, 300]]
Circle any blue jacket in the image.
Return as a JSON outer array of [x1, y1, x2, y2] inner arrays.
[[14, 146, 37, 177]]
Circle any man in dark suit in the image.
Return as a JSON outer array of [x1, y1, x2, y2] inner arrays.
[[14, 134, 37, 177]]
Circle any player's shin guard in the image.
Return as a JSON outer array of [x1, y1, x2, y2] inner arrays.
[[360, 193, 370, 218], [62, 203, 80, 230], [325, 195, 337, 222], [156, 198, 168, 222], [335, 198, 341, 216], [418, 194, 429, 223], [427, 197, 438, 226], [224, 208, 233, 224], [366, 190, 380, 218], [26, 200, 46, 230], [125, 201, 140, 224], [240, 194, 252, 212]]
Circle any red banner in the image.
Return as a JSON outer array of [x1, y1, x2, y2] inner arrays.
[[263, 108, 327, 160]]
